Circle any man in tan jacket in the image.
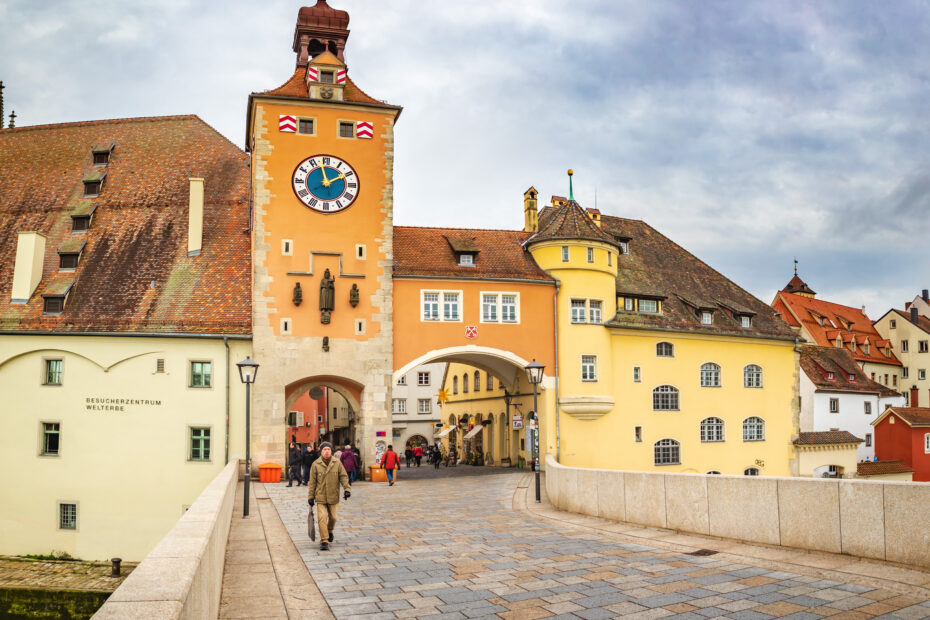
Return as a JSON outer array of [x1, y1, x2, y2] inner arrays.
[[307, 442, 351, 551]]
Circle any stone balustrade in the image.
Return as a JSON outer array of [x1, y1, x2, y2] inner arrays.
[[93, 459, 239, 619], [545, 455, 930, 568]]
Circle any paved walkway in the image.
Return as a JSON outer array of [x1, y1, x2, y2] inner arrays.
[[0, 555, 134, 592], [265, 467, 930, 619]]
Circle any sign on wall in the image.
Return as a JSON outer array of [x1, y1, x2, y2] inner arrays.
[[512, 414, 523, 429]]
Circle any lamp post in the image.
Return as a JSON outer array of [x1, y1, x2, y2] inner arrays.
[[236, 356, 259, 518], [524, 359, 545, 503]]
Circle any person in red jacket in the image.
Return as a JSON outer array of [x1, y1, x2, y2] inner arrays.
[[380, 445, 400, 486], [414, 445, 423, 467]]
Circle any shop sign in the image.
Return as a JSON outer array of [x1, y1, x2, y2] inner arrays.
[[85, 397, 163, 412], [512, 415, 523, 429]]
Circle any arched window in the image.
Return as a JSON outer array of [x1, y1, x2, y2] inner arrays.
[[448, 414, 456, 425], [652, 385, 679, 410], [656, 342, 674, 357], [700, 362, 721, 387], [700, 417, 725, 442], [474, 371, 481, 392], [742, 417, 765, 442], [744, 364, 763, 388], [706, 470, 721, 475], [487, 374, 494, 391], [486, 413, 494, 424], [462, 374, 469, 393], [653, 438, 680, 465], [744, 467, 760, 476], [453, 376, 458, 394]]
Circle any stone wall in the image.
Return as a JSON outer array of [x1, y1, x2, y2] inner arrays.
[[545, 455, 930, 568], [93, 460, 238, 619]]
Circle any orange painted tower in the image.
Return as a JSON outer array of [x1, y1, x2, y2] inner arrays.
[[246, 1, 402, 470]]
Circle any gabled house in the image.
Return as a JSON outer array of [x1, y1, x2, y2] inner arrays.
[[874, 304, 930, 407], [871, 406, 930, 481]]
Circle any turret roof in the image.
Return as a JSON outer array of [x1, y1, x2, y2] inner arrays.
[[783, 274, 816, 295], [528, 202, 618, 248]]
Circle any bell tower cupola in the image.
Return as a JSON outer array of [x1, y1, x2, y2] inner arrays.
[[293, 0, 351, 69]]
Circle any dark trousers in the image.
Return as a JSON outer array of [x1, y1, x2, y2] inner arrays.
[[288, 464, 300, 484], [301, 463, 310, 484], [415, 456, 421, 467]]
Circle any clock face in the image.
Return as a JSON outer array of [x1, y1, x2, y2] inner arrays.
[[291, 155, 359, 213]]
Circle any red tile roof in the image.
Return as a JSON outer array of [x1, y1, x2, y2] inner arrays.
[[531, 203, 619, 248], [856, 460, 914, 476], [393, 227, 555, 282], [772, 289, 901, 367], [793, 431, 863, 446], [260, 68, 385, 106], [0, 115, 251, 335], [891, 308, 930, 334], [799, 345, 900, 396], [783, 275, 816, 296], [883, 407, 930, 426]]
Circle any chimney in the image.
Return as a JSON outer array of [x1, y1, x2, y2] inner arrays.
[[923, 289, 928, 303], [523, 187, 538, 233], [911, 386, 919, 407], [911, 307, 919, 324], [187, 178, 204, 257], [11, 231, 47, 303]]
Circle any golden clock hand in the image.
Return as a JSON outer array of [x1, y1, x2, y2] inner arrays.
[[319, 165, 331, 187]]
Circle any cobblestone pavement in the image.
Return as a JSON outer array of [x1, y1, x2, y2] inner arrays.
[[268, 467, 930, 619], [0, 555, 134, 592]]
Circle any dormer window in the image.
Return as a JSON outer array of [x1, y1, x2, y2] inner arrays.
[[72, 216, 90, 232], [43, 297, 64, 314], [740, 316, 751, 328], [59, 254, 79, 270], [320, 70, 335, 84], [92, 143, 113, 166], [458, 254, 475, 267], [848, 373, 856, 381], [701, 311, 713, 325], [58, 239, 86, 271], [827, 371, 835, 380], [82, 171, 106, 197]]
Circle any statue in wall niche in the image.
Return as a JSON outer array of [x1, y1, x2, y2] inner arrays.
[[319, 268, 335, 323], [322, 336, 330, 352], [349, 283, 360, 307], [293, 282, 303, 306]]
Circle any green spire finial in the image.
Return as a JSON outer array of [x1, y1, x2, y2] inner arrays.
[[568, 168, 574, 201], [794, 257, 798, 276]]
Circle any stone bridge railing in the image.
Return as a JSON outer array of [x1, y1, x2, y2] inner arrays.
[[93, 459, 239, 619], [545, 455, 930, 568]]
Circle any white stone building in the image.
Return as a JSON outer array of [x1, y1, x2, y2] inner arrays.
[[391, 362, 446, 452]]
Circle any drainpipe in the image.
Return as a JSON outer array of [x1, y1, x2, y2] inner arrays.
[[553, 279, 561, 462], [224, 336, 230, 465]]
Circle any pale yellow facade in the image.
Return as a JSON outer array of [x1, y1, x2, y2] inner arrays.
[[794, 444, 861, 478], [0, 334, 250, 561], [875, 311, 930, 407]]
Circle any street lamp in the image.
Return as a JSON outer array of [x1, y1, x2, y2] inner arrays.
[[236, 356, 259, 518], [524, 359, 545, 503]]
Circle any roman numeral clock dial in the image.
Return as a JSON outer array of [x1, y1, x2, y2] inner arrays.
[[292, 155, 359, 213]]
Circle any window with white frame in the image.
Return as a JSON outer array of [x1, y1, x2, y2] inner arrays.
[[422, 292, 440, 321], [419, 290, 462, 322], [42, 422, 60, 455], [742, 417, 765, 441], [925, 433, 930, 453], [482, 295, 498, 322], [443, 292, 460, 321], [829, 398, 839, 413], [921, 340, 929, 353], [581, 355, 597, 381], [653, 438, 680, 465], [589, 300, 602, 324], [701, 311, 713, 325], [392, 399, 407, 414], [653, 385, 679, 410], [480, 293, 519, 323], [458, 253, 475, 266], [417, 399, 431, 414], [586, 247, 594, 263], [865, 433, 872, 447], [744, 467, 760, 476], [561, 246, 569, 262], [744, 364, 763, 388], [624, 297, 634, 311], [656, 342, 674, 357], [864, 401, 872, 415], [921, 369, 927, 380], [890, 319, 896, 329], [740, 315, 751, 328], [44, 359, 63, 386], [633, 366, 641, 382], [571, 300, 586, 323], [903, 367, 910, 379], [700, 362, 721, 387], [417, 372, 430, 386], [501, 295, 517, 322], [901, 340, 909, 353], [700, 417, 724, 442], [638, 299, 658, 313]]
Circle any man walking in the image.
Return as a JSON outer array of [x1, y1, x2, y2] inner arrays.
[[380, 444, 400, 486], [287, 442, 301, 487], [301, 443, 313, 485], [340, 444, 359, 483], [307, 442, 351, 551]]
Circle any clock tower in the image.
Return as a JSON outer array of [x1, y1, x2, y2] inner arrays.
[[246, 0, 402, 472]]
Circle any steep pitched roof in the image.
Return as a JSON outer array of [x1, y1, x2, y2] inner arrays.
[[530, 202, 619, 248], [782, 274, 816, 296], [599, 215, 795, 340], [393, 227, 554, 282], [877, 407, 930, 427], [799, 345, 899, 396], [260, 68, 386, 106], [891, 308, 930, 334], [0, 115, 251, 335], [793, 431, 863, 446], [772, 290, 901, 367], [856, 460, 913, 476]]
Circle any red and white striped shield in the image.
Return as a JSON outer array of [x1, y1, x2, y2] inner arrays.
[[306, 66, 319, 82], [336, 69, 347, 84], [465, 325, 478, 339], [279, 115, 297, 132], [356, 121, 374, 139]]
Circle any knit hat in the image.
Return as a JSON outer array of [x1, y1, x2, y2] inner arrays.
[[319, 441, 333, 451]]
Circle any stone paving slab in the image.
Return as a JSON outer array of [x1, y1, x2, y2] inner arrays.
[[267, 466, 930, 619], [0, 555, 134, 592]]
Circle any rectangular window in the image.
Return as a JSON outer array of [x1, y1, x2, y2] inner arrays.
[[498, 294, 516, 323], [893, 375, 897, 387], [42, 423, 60, 455], [356, 244, 366, 259], [287, 411, 298, 426], [633, 366, 641, 382], [624, 297, 634, 311], [586, 247, 594, 263], [903, 367, 910, 379], [589, 300, 602, 324], [890, 319, 897, 329], [639, 299, 658, 313], [59, 253, 79, 270], [298, 118, 314, 134], [443, 292, 460, 321], [925, 433, 930, 453], [281, 239, 293, 255], [354, 319, 365, 335], [43, 297, 64, 314], [417, 398, 431, 414], [561, 246, 569, 262], [482, 294, 498, 322], [741, 316, 751, 328], [59, 503, 77, 530], [156, 358, 165, 373], [93, 151, 109, 166], [864, 402, 872, 415], [339, 121, 354, 138], [701, 311, 712, 325], [45, 359, 63, 385], [320, 71, 334, 83], [618, 241, 629, 254], [829, 398, 839, 413], [607, 252, 612, 266], [422, 292, 440, 321], [458, 254, 474, 266], [280, 318, 292, 335], [417, 372, 430, 386], [190, 427, 211, 461], [884, 374, 889, 385], [190, 361, 212, 388], [920, 369, 927, 381], [634, 426, 642, 442], [921, 341, 929, 353], [392, 399, 407, 414], [72, 216, 90, 232], [83, 181, 101, 196], [902, 340, 909, 353], [571, 300, 586, 323], [865, 433, 872, 447], [581, 355, 597, 381]]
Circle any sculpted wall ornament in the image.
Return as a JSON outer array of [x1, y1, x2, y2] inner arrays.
[[349, 283, 359, 307], [320, 268, 335, 324]]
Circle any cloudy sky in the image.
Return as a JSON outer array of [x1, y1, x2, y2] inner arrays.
[[2, 1, 929, 315]]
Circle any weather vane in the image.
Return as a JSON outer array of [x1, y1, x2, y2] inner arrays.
[[793, 257, 798, 276], [568, 168, 574, 201]]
